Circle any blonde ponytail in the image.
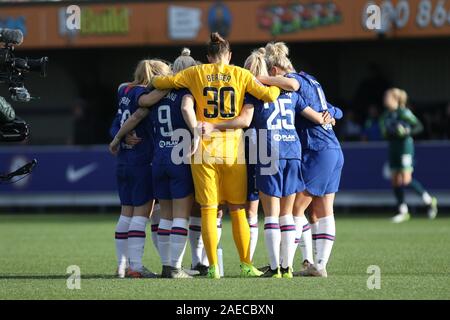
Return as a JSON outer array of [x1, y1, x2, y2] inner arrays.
[[244, 47, 269, 77], [264, 42, 294, 72]]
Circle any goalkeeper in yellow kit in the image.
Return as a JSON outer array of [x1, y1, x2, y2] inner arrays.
[[152, 33, 280, 278]]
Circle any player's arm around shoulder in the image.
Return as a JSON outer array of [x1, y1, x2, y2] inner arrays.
[[243, 69, 280, 103], [152, 65, 196, 90], [138, 89, 168, 108], [257, 75, 300, 92]]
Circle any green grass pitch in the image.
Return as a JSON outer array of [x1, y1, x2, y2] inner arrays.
[[0, 214, 449, 300]]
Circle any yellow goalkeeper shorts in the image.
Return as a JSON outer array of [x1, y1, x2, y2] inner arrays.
[[191, 161, 247, 207]]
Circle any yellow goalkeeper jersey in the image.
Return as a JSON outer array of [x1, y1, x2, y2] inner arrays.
[[153, 63, 280, 159]]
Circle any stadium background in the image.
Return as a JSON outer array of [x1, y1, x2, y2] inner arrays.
[[0, 0, 449, 301], [0, 0, 449, 210]]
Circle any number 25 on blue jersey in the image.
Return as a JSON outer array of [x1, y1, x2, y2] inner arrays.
[[264, 98, 295, 130]]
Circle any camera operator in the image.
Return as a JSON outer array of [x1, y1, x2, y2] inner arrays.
[[0, 28, 47, 181]]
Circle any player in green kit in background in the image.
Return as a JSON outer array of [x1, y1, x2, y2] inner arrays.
[[380, 88, 438, 223]]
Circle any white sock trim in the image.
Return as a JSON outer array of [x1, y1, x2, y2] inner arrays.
[[118, 214, 132, 223], [248, 216, 258, 226], [264, 216, 279, 225], [189, 216, 202, 226]]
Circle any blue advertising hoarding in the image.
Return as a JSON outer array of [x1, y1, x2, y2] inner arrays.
[[0, 142, 449, 206], [340, 142, 449, 191], [0, 145, 116, 194]]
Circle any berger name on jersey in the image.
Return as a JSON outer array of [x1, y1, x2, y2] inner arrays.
[[206, 73, 231, 82]]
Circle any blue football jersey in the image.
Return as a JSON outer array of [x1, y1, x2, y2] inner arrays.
[[114, 84, 154, 165], [287, 71, 341, 151], [150, 89, 191, 165], [244, 91, 304, 161]]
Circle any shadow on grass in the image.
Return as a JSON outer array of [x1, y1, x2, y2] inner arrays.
[[0, 274, 117, 280], [3, 271, 447, 281]]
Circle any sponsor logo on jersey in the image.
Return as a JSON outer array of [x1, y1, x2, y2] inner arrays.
[[159, 140, 179, 148], [273, 134, 296, 142]]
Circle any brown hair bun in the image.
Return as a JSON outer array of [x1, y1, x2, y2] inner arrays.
[[207, 32, 230, 58]]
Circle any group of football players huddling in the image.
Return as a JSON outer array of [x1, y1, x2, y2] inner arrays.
[[109, 33, 344, 280]]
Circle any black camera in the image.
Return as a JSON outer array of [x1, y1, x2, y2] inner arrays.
[[0, 28, 48, 143], [0, 31, 48, 102]]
